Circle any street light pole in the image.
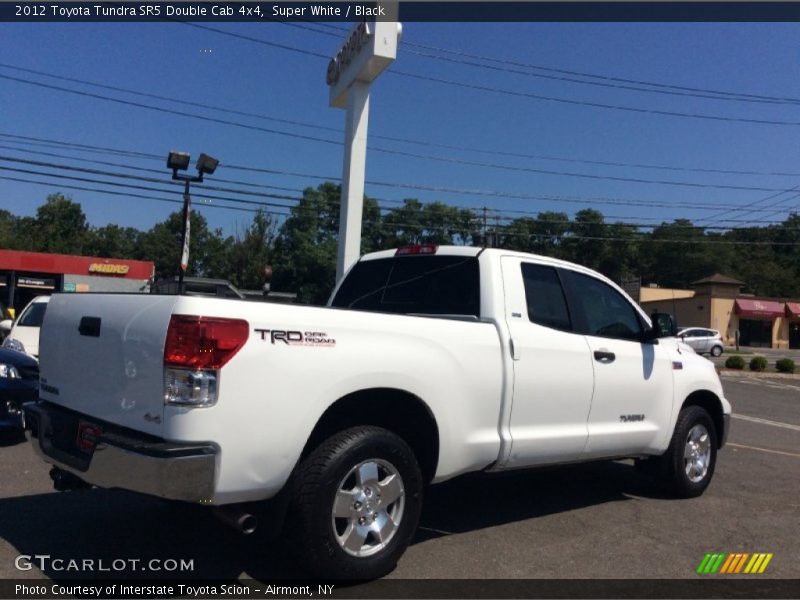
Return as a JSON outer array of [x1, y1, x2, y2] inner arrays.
[[178, 179, 191, 294], [166, 151, 219, 295]]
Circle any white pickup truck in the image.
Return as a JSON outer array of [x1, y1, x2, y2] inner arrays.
[[24, 245, 730, 578]]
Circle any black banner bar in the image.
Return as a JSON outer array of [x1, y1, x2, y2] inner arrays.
[[3, 2, 800, 23], [3, 579, 800, 599]]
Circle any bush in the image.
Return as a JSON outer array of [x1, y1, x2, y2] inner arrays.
[[776, 358, 796, 374], [725, 356, 746, 370], [749, 356, 768, 372]]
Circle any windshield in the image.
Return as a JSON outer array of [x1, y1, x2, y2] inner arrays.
[[331, 255, 480, 318], [18, 301, 47, 327]]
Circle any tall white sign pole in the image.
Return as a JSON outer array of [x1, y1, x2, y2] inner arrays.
[[328, 18, 402, 284], [337, 80, 370, 284]]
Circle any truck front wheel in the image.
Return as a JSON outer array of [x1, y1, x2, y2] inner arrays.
[[286, 426, 423, 579], [660, 405, 718, 498]]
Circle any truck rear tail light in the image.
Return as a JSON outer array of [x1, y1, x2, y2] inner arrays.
[[164, 367, 218, 407], [396, 244, 438, 256], [164, 315, 249, 369]]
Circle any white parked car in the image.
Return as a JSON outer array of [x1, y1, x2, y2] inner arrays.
[[2, 296, 50, 359], [24, 247, 731, 579], [677, 327, 724, 357]]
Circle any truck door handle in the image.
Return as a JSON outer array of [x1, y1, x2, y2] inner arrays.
[[593, 350, 615, 363]]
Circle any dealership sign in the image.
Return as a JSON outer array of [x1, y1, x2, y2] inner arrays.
[[328, 20, 402, 108]]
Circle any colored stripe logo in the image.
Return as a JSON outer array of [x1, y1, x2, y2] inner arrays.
[[697, 553, 773, 574]]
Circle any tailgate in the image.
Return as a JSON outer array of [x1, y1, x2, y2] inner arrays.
[[38, 293, 177, 436]]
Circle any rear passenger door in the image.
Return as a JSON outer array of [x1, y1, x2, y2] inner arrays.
[[561, 270, 675, 457], [500, 257, 594, 467]]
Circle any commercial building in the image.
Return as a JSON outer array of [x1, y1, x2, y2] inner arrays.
[[640, 274, 800, 350], [0, 249, 154, 314]]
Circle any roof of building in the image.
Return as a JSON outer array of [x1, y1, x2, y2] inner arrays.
[[691, 273, 745, 286]]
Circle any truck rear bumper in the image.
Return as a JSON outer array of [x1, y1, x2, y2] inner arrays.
[[24, 401, 217, 503]]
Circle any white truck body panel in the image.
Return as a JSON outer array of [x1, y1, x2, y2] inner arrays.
[[29, 246, 730, 507], [39, 294, 177, 437]]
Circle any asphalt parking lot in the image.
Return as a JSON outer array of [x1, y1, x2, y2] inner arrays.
[[0, 375, 797, 584]]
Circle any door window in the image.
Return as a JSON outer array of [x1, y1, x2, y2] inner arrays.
[[566, 272, 643, 341], [520, 263, 571, 331]]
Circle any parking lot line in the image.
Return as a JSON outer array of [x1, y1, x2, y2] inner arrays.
[[728, 442, 800, 458], [732, 413, 800, 432]]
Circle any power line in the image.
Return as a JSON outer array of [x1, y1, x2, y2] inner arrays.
[[0, 132, 796, 223], [182, 23, 800, 127], [288, 21, 800, 107], [0, 143, 308, 196], [3, 159, 797, 233], [13, 62, 800, 179], [16, 62, 800, 178], [4, 72, 800, 195], [0, 163, 300, 212], [0, 174, 286, 217], [3, 168, 798, 243], [390, 69, 800, 128]]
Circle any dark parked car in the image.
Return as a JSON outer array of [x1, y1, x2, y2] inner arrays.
[[0, 347, 39, 431]]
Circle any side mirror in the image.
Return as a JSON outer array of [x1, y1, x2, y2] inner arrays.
[[0, 319, 12, 333], [649, 313, 678, 338]]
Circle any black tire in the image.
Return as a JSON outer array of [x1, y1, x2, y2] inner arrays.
[[285, 426, 423, 579], [659, 405, 718, 498], [710, 345, 723, 357]]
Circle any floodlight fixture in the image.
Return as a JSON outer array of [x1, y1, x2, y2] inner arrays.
[[166, 149, 220, 295], [196, 153, 219, 176], [167, 151, 191, 172]]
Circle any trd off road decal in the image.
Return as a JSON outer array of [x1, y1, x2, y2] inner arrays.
[[254, 329, 336, 347]]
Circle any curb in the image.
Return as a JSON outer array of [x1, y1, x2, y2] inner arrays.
[[717, 369, 800, 380]]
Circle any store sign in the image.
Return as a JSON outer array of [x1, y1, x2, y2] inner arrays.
[[63, 282, 76, 292], [89, 263, 130, 275], [17, 277, 55, 289]]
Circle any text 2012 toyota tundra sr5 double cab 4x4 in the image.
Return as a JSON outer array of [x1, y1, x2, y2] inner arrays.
[[24, 246, 730, 578]]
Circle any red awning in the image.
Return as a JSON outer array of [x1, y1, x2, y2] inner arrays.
[[786, 302, 800, 319], [734, 299, 785, 319]]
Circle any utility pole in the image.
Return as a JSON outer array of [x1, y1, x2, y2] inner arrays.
[[482, 207, 488, 247]]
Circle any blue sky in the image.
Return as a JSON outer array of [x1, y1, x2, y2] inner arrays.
[[2, 20, 800, 237]]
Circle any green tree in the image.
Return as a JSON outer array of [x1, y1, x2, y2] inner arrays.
[[138, 209, 227, 279], [498, 211, 570, 256], [227, 210, 276, 290], [85, 224, 141, 258], [272, 183, 382, 304], [381, 200, 477, 246], [272, 184, 341, 305], [561, 208, 608, 270], [34, 194, 89, 254], [0, 209, 18, 249]]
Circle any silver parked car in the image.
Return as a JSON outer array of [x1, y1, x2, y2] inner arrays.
[[678, 327, 724, 357]]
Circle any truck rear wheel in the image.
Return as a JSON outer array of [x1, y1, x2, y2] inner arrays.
[[286, 426, 423, 579], [660, 405, 718, 498]]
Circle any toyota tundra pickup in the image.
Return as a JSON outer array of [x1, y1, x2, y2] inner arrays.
[[24, 245, 731, 578]]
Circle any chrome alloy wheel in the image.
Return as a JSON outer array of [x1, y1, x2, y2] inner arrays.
[[331, 458, 405, 558], [684, 424, 711, 483]]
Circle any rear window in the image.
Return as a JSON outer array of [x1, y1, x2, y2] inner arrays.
[[18, 301, 47, 327], [331, 255, 480, 318]]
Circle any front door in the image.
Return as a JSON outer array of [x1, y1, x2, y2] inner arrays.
[[560, 270, 675, 457], [500, 257, 594, 467], [790, 323, 800, 350]]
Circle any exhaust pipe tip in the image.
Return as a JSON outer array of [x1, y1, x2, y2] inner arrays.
[[214, 506, 258, 535], [239, 514, 258, 535]]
